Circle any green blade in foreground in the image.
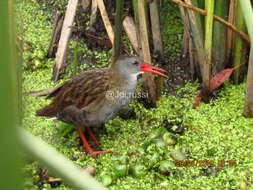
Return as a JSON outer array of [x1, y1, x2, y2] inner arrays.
[[0, 0, 23, 189], [19, 128, 106, 190]]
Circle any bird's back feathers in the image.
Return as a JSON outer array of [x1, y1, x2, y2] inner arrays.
[[36, 68, 112, 118]]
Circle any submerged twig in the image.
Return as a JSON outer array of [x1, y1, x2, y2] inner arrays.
[[28, 86, 60, 97], [85, 32, 112, 47], [47, 165, 96, 184]]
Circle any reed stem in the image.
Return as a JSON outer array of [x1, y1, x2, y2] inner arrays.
[[112, 0, 124, 63], [239, 0, 253, 117], [212, 0, 229, 73], [204, 0, 215, 90], [233, 2, 246, 84]]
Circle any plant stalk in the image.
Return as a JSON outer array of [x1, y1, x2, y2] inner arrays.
[[185, 0, 206, 83], [212, 0, 229, 73], [233, 2, 246, 84], [204, 0, 215, 90], [239, 0, 253, 117], [138, 0, 157, 105], [226, 0, 237, 61], [112, 0, 124, 63]]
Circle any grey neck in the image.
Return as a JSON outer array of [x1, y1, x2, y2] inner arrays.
[[111, 66, 139, 92], [112, 62, 138, 79]]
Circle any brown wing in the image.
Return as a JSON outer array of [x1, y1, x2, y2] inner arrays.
[[36, 68, 112, 117]]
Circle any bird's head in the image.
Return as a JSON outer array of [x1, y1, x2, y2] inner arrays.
[[114, 55, 167, 79]]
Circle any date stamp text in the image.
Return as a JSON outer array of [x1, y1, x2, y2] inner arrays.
[[175, 160, 237, 167]]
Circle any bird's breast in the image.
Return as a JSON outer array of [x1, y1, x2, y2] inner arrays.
[[84, 77, 138, 127]]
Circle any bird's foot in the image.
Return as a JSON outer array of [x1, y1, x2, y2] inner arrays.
[[77, 127, 117, 157], [89, 150, 118, 157]]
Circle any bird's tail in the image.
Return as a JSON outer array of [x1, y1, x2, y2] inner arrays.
[[36, 103, 58, 118]]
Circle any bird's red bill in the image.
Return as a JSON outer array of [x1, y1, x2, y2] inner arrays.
[[141, 64, 167, 77]]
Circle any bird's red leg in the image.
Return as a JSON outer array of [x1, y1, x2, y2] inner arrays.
[[77, 127, 116, 157], [86, 127, 100, 147]]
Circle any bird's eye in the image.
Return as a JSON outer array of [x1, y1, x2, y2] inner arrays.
[[132, 61, 139, 66]]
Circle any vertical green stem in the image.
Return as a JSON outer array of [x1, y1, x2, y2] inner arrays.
[[239, 0, 253, 117], [185, 0, 205, 79], [233, 2, 246, 84], [185, 0, 206, 79], [197, 0, 205, 29], [0, 0, 22, 189], [204, 0, 215, 90], [133, 0, 142, 56], [226, 0, 237, 62], [192, 0, 204, 37], [239, 0, 253, 40], [112, 0, 124, 63], [212, 0, 229, 73]]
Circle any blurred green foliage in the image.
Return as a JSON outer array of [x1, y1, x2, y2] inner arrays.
[[0, 1, 22, 189]]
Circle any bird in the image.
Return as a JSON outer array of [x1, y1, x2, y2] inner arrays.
[[36, 55, 167, 156]]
